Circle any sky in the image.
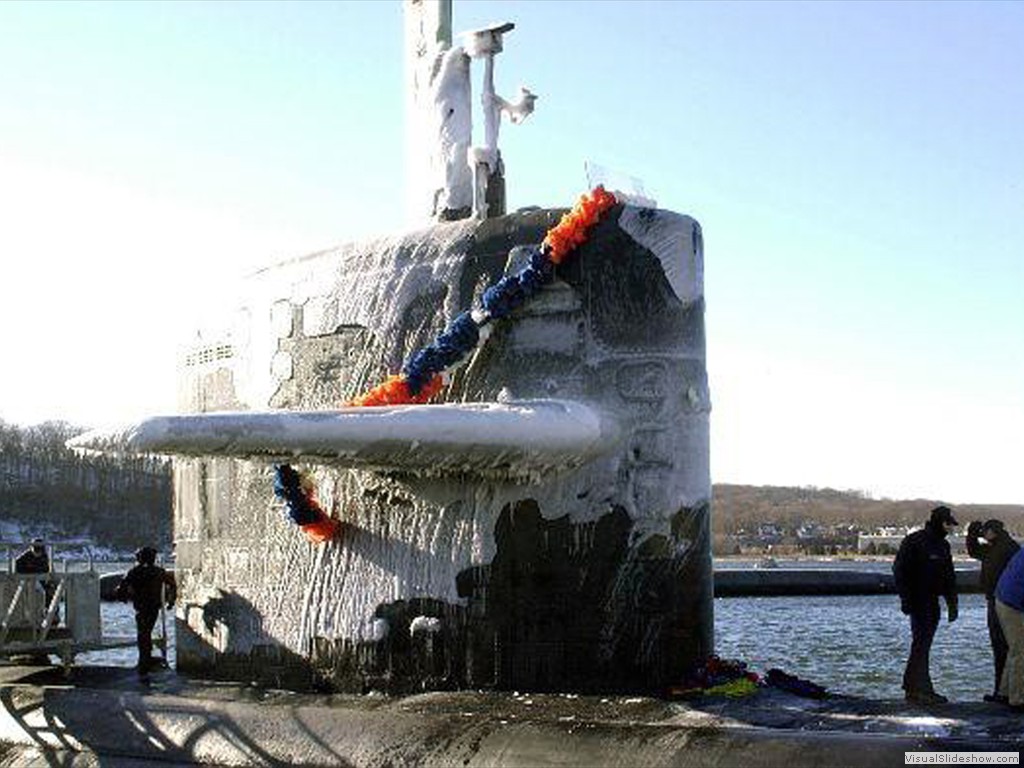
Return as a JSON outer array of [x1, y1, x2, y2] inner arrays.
[[0, 0, 1020, 505]]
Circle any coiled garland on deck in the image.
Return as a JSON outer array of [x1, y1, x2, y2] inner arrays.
[[275, 187, 619, 543]]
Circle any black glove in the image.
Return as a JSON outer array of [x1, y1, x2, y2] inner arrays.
[[967, 521, 982, 539], [948, 600, 959, 623], [900, 598, 912, 615]]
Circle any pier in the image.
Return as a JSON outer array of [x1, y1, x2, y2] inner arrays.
[[95, 566, 980, 603], [712, 566, 981, 597]]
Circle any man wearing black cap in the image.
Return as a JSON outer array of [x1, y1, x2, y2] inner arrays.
[[14, 538, 50, 575], [893, 505, 959, 704], [115, 546, 176, 673], [967, 518, 1019, 702], [15, 539, 53, 664]]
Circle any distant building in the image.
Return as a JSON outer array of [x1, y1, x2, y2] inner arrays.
[[857, 529, 967, 555], [796, 523, 822, 540]]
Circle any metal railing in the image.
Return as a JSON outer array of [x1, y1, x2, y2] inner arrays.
[[0, 543, 168, 672]]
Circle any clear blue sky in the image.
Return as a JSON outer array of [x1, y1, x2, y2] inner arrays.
[[0, 1, 1020, 504]]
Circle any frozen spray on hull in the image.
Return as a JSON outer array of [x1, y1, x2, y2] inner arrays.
[[73, 205, 710, 693]]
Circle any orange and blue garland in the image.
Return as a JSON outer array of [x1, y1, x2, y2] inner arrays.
[[272, 464, 340, 544], [275, 187, 619, 543]]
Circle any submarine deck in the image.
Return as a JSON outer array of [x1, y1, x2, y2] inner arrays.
[[0, 663, 1018, 766]]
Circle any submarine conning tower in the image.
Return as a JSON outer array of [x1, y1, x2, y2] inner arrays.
[[172, 202, 711, 694]]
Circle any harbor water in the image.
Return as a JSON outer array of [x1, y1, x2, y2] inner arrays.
[[74, 599, 177, 669], [714, 558, 991, 701], [74, 560, 994, 702], [716, 592, 989, 701]]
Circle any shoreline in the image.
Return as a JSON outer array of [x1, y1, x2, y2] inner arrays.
[[714, 554, 981, 565]]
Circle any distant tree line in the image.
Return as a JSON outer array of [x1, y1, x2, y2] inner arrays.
[[713, 483, 1024, 536], [6, 418, 1017, 555], [0, 420, 172, 552]]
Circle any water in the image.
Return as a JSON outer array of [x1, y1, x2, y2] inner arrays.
[[74, 600, 177, 668], [70, 560, 994, 703], [715, 592, 992, 702]]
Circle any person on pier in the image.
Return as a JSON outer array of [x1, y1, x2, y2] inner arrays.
[[115, 546, 177, 673], [14, 538, 50, 575], [994, 546, 1024, 710], [893, 505, 959, 705], [967, 518, 1019, 703]]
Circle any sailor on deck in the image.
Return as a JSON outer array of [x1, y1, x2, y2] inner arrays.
[[115, 546, 176, 673]]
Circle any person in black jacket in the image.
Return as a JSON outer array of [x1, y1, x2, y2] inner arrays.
[[967, 518, 1020, 702], [115, 546, 176, 673], [15, 538, 53, 664], [893, 505, 959, 704], [14, 538, 49, 575]]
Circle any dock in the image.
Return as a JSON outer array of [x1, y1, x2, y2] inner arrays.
[[712, 566, 981, 597]]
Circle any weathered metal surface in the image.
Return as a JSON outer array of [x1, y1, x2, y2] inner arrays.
[[0, 674, 1017, 767], [171, 204, 711, 694]]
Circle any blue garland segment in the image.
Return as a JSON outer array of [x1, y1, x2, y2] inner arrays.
[[402, 311, 481, 395], [402, 247, 559, 395], [481, 247, 555, 321], [530, 245, 557, 281], [273, 464, 322, 525], [481, 274, 525, 319]]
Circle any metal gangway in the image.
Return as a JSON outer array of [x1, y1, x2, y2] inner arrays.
[[0, 544, 168, 672]]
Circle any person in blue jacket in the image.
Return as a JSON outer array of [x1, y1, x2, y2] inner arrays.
[[994, 546, 1024, 709], [893, 505, 959, 704]]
